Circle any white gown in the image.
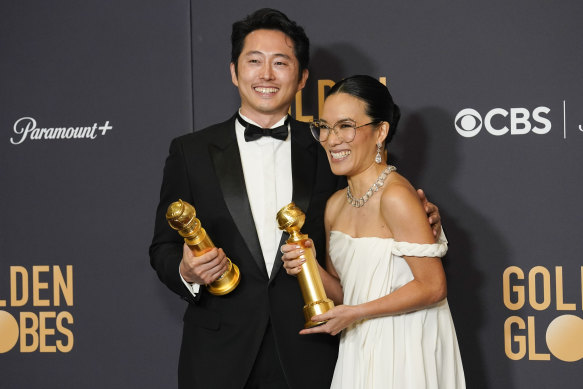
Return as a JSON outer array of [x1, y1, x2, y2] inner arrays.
[[329, 231, 465, 389]]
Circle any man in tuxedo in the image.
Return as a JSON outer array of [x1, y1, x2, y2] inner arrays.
[[150, 8, 440, 389]]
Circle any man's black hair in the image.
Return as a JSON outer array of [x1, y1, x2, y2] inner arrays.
[[231, 8, 309, 77]]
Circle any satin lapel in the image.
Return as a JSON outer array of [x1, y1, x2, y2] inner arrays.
[[269, 119, 317, 281], [209, 119, 267, 277]]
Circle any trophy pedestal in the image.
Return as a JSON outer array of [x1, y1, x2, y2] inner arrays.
[[303, 299, 335, 328], [206, 259, 240, 296]]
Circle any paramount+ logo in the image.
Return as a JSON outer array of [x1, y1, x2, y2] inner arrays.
[[455, 106, 551, 137], [0, 265, 74, 353]]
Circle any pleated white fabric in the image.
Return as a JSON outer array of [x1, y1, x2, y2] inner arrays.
[[329, 231, 465, 389]]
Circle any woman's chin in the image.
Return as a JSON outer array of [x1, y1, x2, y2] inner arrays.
[[329, 162, 351, 177]]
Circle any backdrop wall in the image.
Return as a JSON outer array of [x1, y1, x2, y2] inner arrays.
[[1, 1, 582, 388]]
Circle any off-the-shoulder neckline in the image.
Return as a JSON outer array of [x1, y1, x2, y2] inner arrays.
[[330, 230, 394, 241]]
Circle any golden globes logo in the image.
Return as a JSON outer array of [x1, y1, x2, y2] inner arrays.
[[0, 265, 74, 353], [503, 265, 583, 362]]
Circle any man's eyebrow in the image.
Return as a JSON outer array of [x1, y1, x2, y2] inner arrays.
[[272, 53, 291, 60], [243, 50, 264, 57], [243, 51, 291, 60]]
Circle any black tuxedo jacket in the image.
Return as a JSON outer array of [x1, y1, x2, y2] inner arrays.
[[150, 115, 344, 389]]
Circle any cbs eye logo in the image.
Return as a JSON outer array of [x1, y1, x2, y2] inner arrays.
[[455, 107, 551, 138]]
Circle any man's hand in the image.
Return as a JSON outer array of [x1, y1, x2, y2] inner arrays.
[[417, 189, 442, 238], [179, 244, 229, 285]]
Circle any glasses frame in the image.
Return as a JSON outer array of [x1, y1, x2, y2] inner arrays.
[[309, 119, 379, 143]]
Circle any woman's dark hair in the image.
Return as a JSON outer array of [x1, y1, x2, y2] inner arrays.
[[231, 8, 310, 77], [326, 75, 401, 145]]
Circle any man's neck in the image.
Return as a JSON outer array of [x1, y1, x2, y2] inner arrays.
[[239, 108, 290, 129]]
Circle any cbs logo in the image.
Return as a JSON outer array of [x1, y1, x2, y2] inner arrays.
[[455, 107, 551, 137]]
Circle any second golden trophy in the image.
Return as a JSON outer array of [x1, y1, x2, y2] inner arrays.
[[277, 202, 334, 328], [166, 199, 240, 296]]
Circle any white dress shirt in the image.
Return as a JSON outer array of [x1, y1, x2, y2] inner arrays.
[[235, 111, 293, 276], [181, 111, 293, 295]]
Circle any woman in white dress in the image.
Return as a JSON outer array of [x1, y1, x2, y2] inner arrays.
[[281, 75, 465, 388]]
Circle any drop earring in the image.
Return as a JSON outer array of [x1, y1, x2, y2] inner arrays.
[[375, 143, 382, 164]]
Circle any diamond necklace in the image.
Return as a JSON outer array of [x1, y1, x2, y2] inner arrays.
[[346, 165, 396, 208]]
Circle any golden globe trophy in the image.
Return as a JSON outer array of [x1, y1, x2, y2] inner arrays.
[[166, 199, 240, 296], [276, 202, 335, 328]]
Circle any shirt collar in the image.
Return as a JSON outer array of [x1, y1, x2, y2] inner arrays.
[[238, 109, 288, 129]]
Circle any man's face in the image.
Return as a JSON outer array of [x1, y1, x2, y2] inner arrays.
[[230, 29, 309, 126]]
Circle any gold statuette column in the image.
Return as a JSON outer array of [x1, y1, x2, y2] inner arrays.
[[166, 199, 240, 296], [277, 202, 334, 328]]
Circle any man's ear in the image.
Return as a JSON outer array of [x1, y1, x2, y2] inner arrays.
[[230, 62, 239, 87], [296, 68, 309, 92]]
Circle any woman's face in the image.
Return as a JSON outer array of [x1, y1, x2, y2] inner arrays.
[[320, 92, 385, 177]]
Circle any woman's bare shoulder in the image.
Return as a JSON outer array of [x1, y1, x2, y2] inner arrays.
[[381, 172, 418, 206], [380, 172, 434, 242], [324, 188, 346, 223]]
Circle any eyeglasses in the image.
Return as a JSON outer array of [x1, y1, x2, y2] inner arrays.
[[309, 119, 378, 142]]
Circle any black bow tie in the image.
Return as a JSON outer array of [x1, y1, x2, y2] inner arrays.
[[237, 113, 289, 142]]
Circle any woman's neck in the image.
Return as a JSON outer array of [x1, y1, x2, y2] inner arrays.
[[347, 162, 388, 198]]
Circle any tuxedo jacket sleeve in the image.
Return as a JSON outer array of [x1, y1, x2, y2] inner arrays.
[[149, 115, 345, 389]]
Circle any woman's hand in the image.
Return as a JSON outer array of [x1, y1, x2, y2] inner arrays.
[[280, 239, 315, 276], [299, 305, 360, 336]]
